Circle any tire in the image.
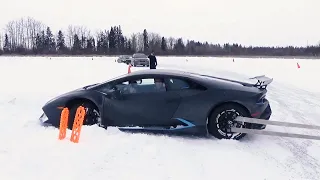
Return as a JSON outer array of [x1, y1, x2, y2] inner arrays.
[[207, 103, 250, 140], [67, 102, 101, 129]]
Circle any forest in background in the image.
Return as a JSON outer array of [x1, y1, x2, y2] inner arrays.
[[0, 17, 320, 57]]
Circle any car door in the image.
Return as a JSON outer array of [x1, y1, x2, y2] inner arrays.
[[162, 76, 208, 123], [103, 77, 181, 127]]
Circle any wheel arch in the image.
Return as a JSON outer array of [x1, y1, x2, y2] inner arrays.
[[65, 97, 100, 113], [206, 101, 251, 125], [205, 101, 251, 139]]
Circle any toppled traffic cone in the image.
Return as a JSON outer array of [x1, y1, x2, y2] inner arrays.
[[128, 64, 132, 73], [297, 62, 300, 69]]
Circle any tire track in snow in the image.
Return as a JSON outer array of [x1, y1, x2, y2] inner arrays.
[[267, 84, 320, 180], [237, 135, 304, 179], [276, 139, 320, 180], [161, 62, 320, 179]]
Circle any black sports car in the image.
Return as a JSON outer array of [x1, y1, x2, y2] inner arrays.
[[39, 69, 272, 140]]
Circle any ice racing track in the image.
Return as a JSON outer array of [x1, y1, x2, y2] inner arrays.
[[2, 57, 320, 180]]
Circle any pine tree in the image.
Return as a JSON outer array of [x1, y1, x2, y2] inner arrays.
[[108, 27, 116, 52], [86, 37, 95, 54], [72, 34, 81, 54], [161, 37, 167, 52], [40, 30, 46, 53], [117, 25, 125, 53], [56, 30, 66, 53], [35, 33, 44, 54], [3, 34, 10, 53], [102, 31, 109, 54], [44, 27, 55, 53], [174, 38, 185, 54], [96, 32, 103, 54]]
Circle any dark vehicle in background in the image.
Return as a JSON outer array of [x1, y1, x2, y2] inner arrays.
[[39, 69, 272, 140], [131, 53, 149, 67], [116, 55, 132, 64]]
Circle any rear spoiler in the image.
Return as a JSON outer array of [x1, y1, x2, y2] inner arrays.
[[249, 75, 273, 89]]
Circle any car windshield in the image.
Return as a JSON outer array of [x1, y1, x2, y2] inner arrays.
[[133, 53, 147, 58]]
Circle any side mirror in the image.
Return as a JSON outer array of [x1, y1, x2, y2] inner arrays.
[[105, 86, 121, 100], [113, 89, 121, 99]]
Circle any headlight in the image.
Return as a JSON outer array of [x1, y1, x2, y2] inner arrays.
[[39, 112, 48, 123]]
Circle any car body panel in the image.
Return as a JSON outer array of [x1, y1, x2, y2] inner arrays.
[[39, 69, 272, 136], [102, 90, 181, 127]]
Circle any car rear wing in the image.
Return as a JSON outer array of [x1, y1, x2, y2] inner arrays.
[[249, 75, 273, 89]]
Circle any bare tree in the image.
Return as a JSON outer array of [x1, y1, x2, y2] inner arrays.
[[5, 21, 15, 50], [167, 37, 175, 50], [148, 32, 161, 52], [66, 25, 90, 48], [78, 26, 90, 49], [25, 17, 45, 49], [135, 32, 144, 52], [4, 17, 45, 51], [66, 25, 75, 48]]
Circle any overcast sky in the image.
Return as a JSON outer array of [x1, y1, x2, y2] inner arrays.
[[0, 0, 319, 47]]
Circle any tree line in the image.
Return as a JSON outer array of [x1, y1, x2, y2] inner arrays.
[[0, 17, 320, 57]]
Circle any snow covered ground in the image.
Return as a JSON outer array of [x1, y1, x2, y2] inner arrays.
[[0, 56, 320, 180]]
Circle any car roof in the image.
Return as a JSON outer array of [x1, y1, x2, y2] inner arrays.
[[87, 69, 194, 89], [126, 69, 192, 77], [88, 68, 256, 92]]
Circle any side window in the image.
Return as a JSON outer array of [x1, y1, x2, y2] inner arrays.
[[115, 81, 129, 90], [99, 82, 114, 93], [166, 78, 190, 90], [166, 77, 207, 91], [116, 78, 166, 95]]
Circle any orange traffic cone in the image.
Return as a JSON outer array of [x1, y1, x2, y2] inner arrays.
[[128, 64, 132, 73]]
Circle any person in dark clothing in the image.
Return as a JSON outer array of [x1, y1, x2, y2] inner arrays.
[[148, 52, 157, 69]]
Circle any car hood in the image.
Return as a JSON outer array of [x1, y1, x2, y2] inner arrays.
[[44, 86, 89, 106]]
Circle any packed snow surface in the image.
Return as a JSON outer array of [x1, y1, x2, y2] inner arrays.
[[0, 56, 320, 180]]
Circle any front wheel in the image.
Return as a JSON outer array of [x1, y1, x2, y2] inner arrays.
[[67, 102, 102, 129], [207, 104, 250, 140]]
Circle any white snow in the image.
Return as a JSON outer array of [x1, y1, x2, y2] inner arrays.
[[1, 56, 320, 180]]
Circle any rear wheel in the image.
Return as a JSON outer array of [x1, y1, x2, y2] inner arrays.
[[207, 104, 250, 140], [67, 102, 101, 129]]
